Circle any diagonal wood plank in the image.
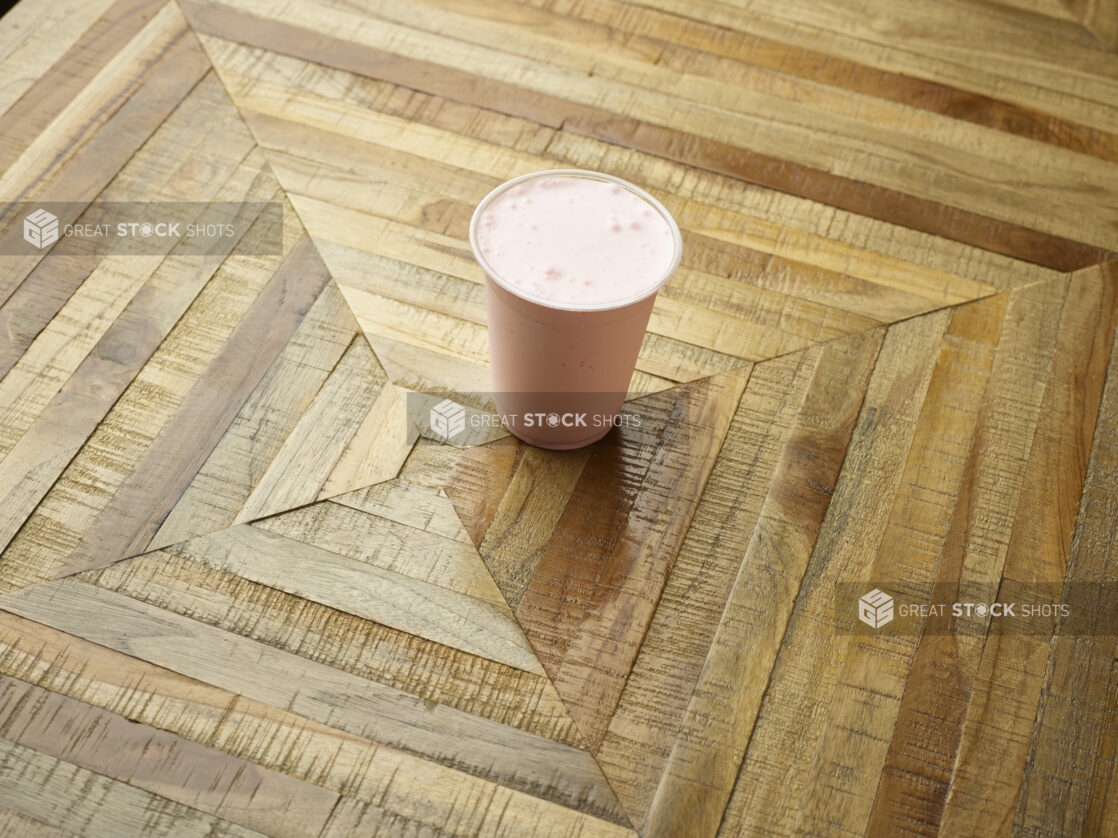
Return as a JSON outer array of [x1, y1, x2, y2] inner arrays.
[[2, 0, 1117, 834], [0, 0, 168, 174], [160, 523, 544, 674], [0, 676, 338, 838], [789, 292, 1013, 837], [0, 471, 639, 827], [642, 326, 885, 836], [719, 268, 1118, 837], [437, 267, 1118, 835], [330, 477, 472, 542], [1060, 0, 1118, 52], [254, 498, 508, 606], [183, 0, 1116, 266], [447, 327, 882, 829], [0, 0, 120, 122], [0, 577, 629, 825], [0, 13, 410, 593], [182, 25, 1096, 401], [81, 547, 582, 747], [190, 29, 1074, 289], [0, 2, 212, 307], [0, 608, 633, 837], [935, 263, 1118, 836], [0, 737, 267, 838], [1011, 265, 1118, 838], [448, 372, 748, 751], [56, 234, 332, 576]]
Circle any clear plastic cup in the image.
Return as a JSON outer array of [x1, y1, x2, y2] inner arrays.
[[469, 169, 683, 450]]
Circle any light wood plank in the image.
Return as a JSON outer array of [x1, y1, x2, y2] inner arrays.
[[202, 34, 1066, 290], [209, 55, 1013, 301], [0, 611, 629, 838], [253, 500, 507, 605], [189, 0, 1118, 252], [596, 342, 833, 822], [939, 268, 1118, 835], [1013, 282, 1118, 837], [164, 523, 544, 674], [0, 0, 165, 171], [0, 738, 266, 838], [0, 2, 201, 199], [629, 0, 1118, 133], [331, 479, 472, 543], [721, 307, 951, 836], [865, 279, 1073, 837], [318, 378, 414, 497], [792, 293, 1009, 837], [81, 548, 583, 747], [148, 280, 359, 548], [0, 579, 630, 824], [0, 676, 338, 838], [57, 235, 331, 578], [233, 334, 390, 523], [332, 0, 1118, 245], [397, 438, 467, 490], [0, 151, 279, 560]]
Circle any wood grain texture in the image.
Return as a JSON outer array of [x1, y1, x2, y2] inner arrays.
[[643, 328, 883, 837], [0, 738, 266, 838], [935, 265, 1118, 837], [0, 608, 634, 837], [1011, 270, 1118, 837], [0, 472, 638, 827], [181, 0, 1117, 268], [0, 676, 336, 838], [1061, 0, 1118, 52], [180, 13, 1112, 396], [717, 269, 1118, 838], [2, 0, 1117, 834], [0, 14, 409, 593], [0, 578, 627, 825]]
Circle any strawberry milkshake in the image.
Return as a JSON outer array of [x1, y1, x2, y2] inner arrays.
[[470, 170, 682, 449]]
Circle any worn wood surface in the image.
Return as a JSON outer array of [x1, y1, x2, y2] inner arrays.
[[1, 0, 1117, 835]]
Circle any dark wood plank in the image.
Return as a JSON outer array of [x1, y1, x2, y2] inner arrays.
[[0, 256, 97, 381], [452, 372, 748, 750], [181, 0, 1114, 271], [937, 265, 1118, 835], [1013, 267, 1118, 836]]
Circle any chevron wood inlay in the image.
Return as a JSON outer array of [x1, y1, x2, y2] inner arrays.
[[2, 0, 1117, 835]]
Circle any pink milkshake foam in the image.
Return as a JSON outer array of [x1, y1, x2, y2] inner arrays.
[[473, 174, 677, 308], [469, 170, 682, 449]]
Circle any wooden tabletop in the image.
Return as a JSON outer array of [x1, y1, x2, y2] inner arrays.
[[1, 0, 1117, 835]]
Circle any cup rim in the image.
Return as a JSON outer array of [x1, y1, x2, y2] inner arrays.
[[468, 168, 683, 313]]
